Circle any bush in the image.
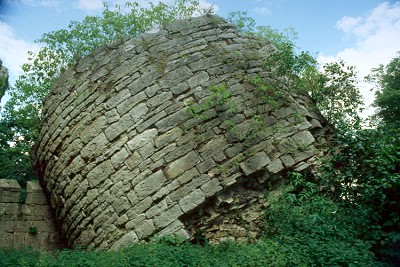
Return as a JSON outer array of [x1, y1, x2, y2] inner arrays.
[[318, 126, 400, 263], [262, 172, 379, 266]]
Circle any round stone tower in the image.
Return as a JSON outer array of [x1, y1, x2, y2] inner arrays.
[[32, 15, 331, 250]]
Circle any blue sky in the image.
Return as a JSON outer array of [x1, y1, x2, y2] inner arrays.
[[1, 0, 400, 114]]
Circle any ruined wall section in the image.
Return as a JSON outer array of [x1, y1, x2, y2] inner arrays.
[[0, 179, 62, 250], [32, 15, 331, 250]]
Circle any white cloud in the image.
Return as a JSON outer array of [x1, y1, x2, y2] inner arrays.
[[0, 22, 40, 84], [336, 16, 361, 34], [73, 0, 103, 11], [318, 1, 400, 117], [253, 7, 270, 15], [20, 0, 60, 7]]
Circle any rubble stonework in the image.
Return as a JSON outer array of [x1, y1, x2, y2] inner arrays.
[[32, 15, 331, 250], [0, 179, 62, 250]]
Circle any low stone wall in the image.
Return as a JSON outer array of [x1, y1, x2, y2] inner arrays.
[[0, 179, 62, 250]]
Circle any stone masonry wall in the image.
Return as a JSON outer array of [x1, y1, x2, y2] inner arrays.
[[32, 15, 331, 250], [0, 179, 62, 250]]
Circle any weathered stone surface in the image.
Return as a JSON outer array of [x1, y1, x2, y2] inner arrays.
[[134, 171, 167, 199], [240, 152, 271, 176], [31, 15, 331, 250], [179, 189, 206, 213], [165, 151, 201, 179], [0, 179, 62, 250]]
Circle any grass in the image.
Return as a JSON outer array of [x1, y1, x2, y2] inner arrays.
[[0, 236, 381, 267]]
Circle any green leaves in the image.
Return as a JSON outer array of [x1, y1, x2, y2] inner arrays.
[[369, 51, 400, 126], [263, 172, 378, 266]]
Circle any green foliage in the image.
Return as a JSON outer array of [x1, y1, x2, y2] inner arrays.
[[0, 100, 39, 186], [311, 61, 363, 128], [28, 227, 37, 235], [0, 247, 40, 267], [188, 84, 235, 121], [0, 236, 378, 267], [368, 51, 400, 126], [248, 74, 286, 109], [226, 11, 256, 33], [263, 172, 378, 266], [318, 126, 400, 263], [227, 11, 363, 129], [10, 0, 206, 109], [259, 27, 362, 128]]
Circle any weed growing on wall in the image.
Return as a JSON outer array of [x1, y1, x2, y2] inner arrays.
[[187, 84, 235, 122]]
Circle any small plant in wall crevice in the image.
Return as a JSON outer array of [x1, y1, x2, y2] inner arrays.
[[28, 226, 38, 235]]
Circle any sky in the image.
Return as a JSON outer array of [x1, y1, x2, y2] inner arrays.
[[1, 0, 400, 116]]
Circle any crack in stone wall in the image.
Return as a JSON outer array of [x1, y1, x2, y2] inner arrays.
[[32, 15, 331, 250]]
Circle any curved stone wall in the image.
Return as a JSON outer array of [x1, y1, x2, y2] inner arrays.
[[32, 15, 331, 250]]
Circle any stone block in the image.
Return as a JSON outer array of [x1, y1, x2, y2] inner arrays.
[[187, 71, 209, 88], [157, 220, 188, 238], [138, 143, 155, 160], [162, 66, 193, 88], [111, 148, 130, 168], [81, 132, 109, 160], [199, 137, 228, 159], [170, 174, 209, 201], [165, 151, 201, 179], [152, 180, 180, 200], [134, 171, 167, 199], [179, 189, 205, 213], [239, 152, 271, 176], [145, 199, 168, 219], [163, 140, 196, 163], [292, 131, 315, 147], [0, 221, 17, 233], [0, 179, 20, 203], [176, 167, 200, 185], [136, 110, 168, 133], [153, 205, 183, 229], [155, 127, 183, 148], [280, 154, 296, 167], [127, 129, 158, 151], [126, 152, 142, 170], [201, 178, 223, 198], [155, 108, 191, 133], [87, 160, 114, 188], [116, 91, 147, 116], [196, 158, 216, 174], [148, 92, 173, 109], [267, 158, 284, 174], [110, 231, 139, 250], [0, 232, 14, 249], [136, 220, 156, 239], [26, 192, 47, 206]]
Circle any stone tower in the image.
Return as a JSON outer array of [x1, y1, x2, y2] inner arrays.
[[32, 15, 331, 250]]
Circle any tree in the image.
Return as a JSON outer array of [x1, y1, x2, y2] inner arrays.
[[368, 51, 400, 126], [227, 12, 363, 129], [304, 60, 363, 128], [0, 0, 208, 185], [10, 0, 206, 109]]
